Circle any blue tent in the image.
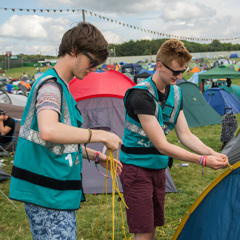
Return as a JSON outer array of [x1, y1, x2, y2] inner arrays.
[[203, 88, 240, 115], [121, 63, 144, 75], [173, 162, 240, 240], [230, 53, 239, 58], [188, 70, 206, 84]]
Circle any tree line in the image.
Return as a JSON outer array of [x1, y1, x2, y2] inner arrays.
[[109, 39, 240, 57], [0, 39, 239, 61]]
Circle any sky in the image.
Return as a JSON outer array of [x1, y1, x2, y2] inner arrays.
[[0, 0, 239, 56]]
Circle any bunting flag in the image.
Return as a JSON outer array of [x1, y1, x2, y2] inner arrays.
[[1, 7, 239, 42]]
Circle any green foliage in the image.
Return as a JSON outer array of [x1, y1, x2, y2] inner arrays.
[[109, 39, 240, 56]]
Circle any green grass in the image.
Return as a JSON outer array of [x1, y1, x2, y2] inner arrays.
[[1, 66, 240, 239], [2, 116, 239, 240], [3, 67, 49, 79]]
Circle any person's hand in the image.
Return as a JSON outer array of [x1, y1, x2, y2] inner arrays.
[[98, 152, 123, 176], [205, 155, 229, 170], [211, 151, 227, 160], [103, 132, 123, 151]]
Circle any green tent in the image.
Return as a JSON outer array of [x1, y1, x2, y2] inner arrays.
[[178, 81, 222, 127], [198, 65, 240, 90]]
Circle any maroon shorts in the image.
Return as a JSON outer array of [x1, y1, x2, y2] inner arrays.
[[120, 163, 166, 233]]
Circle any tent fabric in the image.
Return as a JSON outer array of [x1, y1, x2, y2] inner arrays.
[[230, 53, 239, 58], [204, 83, 240, 100], [203, 88, 240, 116], [188, 71, 206, 84], [69, 69, 134, 101], [190, 66, 200, 73], [121, 63, 144, 75], [70, 70, 178, 194], [177, 82, 222, 127], [0, 167, 10, 180], [198, 65, 240, 88], [133, 71, 151, 84], [173, 162, 240, 240], [221, 127, 240, 165]]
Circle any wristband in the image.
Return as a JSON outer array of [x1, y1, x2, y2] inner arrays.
[[85, 128, 92, 144], [94, 151, 101, 164], [200, 155, 207, 166], [94, 151, 110, 179], [202, 156, 207, 166]]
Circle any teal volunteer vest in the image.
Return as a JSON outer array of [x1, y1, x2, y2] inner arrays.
[[120, 77, 182, 169], [9, 68, 85, 210]]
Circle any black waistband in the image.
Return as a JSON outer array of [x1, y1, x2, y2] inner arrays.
[[121, 144, 162, 155], [11, 165, 82, 191]]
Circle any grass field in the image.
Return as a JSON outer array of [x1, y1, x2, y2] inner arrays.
[[0, 66, 240, 239]]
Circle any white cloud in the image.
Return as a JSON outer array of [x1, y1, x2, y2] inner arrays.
[[161, 2, 216, 21], [103, 31, 123, 44], [0, 14, 70, 55], [41, 0, 165, 15], [140, 35, 153, 41]]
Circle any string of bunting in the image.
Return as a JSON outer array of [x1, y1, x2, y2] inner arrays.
[[1, 7, 240, 42]]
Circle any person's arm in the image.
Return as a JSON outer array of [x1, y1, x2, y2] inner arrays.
[[137, 113, 228, 170], [81, 146, 122, 175], [0, 116, 12, 135], [37, 109, 122, 151], [174, 111, 225, 158]]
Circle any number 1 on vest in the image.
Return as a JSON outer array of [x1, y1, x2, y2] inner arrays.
[[65, 154, 73, 167]]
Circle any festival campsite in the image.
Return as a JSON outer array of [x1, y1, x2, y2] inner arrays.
[[1, 58, 240, 239]]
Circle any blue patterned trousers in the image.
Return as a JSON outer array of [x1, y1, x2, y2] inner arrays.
[[24, 203, 77, 240]]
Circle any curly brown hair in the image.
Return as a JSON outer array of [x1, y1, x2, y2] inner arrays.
[[156, 39, 192, 67], [58, 22, 109, 64]]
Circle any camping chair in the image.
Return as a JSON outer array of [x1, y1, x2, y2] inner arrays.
[[0, 118, 19, 157]]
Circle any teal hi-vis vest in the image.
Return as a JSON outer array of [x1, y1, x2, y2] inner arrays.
[[9, 68, 85, 210], [120, 76, 182, 169]]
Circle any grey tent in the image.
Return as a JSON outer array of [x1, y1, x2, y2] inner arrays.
[[221, 130, 240, 165], [69, 70, 178, 194], [0, 167, 10, 180]]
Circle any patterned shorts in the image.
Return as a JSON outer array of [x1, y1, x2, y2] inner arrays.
[[24, 203, 77, 240]]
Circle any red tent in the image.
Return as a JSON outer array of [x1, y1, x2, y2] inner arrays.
[[69, 69, 135, 101], [68, 69, 177, 194]]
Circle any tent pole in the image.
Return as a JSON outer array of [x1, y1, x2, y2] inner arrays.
[[0, 189, 19, 209]]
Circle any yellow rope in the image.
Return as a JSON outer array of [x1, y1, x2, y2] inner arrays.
[[92, 149, 128, 239]]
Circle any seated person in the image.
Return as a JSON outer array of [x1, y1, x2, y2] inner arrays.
[[0, 109, 16, 144]]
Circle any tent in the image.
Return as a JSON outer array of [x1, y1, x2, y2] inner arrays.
[[177, 82, 222, 127], [221, 129, 240, 165], [121, 63, 144, 75], [172, 162, 240, 240], [198, 65, 240, 91], [212, 59, 233, 67], [204, 83, 240, 100], [188, 71, 206, 84], [0, 167, 10, 180], [203, 88, 240, 116], [191, 66, 200, 73], [133, 71, 151, 84], [230, 53, 239, 58], [69, 69, 178, 193]]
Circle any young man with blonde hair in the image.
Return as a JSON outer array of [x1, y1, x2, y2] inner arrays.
[[120, 39, 228, 240]]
